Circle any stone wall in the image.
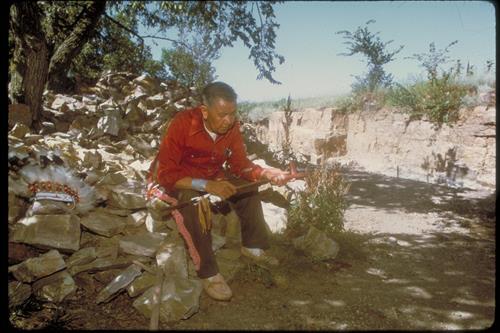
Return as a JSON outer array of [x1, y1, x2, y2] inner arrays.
[[255, 105, 496, 191]]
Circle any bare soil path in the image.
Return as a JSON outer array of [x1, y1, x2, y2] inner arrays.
[[10, 170, 495, 330]]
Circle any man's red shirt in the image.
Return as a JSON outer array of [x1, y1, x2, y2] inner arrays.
[[156, 107, 263, 192]]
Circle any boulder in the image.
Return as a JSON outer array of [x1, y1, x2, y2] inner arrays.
[[293, 226, 339, 260]]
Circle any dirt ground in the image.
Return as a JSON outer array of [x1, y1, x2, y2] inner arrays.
[[9, 170, 496, 330]]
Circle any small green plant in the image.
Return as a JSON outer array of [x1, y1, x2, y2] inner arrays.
[[387, 74, 470, 125], [281, 94, 294, 162], [334, 93, 364, 113], [287, 165, 350, 238]]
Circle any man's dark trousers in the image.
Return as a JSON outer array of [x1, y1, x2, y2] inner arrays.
[[175, 179, 270, 279]]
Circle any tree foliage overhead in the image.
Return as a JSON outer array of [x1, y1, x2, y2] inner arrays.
[[161, 24, 220, 94], [336, 20, 404, 93], [9, 1, 285, 128]]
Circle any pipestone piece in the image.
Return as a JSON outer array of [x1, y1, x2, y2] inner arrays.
[[8, 249, 66, 283], [96, 264, 143, 304]]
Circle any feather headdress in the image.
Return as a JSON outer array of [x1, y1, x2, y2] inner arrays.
[[18, 164, 96, 214]]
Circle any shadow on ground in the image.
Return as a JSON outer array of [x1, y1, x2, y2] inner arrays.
[[344, 169, 496, 222]]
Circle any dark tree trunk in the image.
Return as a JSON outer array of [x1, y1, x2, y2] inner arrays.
[[9, 2, 49, 130], [47, 1, 106, 93]]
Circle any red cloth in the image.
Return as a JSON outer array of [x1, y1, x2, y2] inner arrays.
[[156, 107, 263, 192]]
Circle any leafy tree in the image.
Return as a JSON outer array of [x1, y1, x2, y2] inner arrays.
[[9, 1, 285, 128], [161, 24, 220, 95], [9, 1, 106, 129], [336, 20, 404, 93]]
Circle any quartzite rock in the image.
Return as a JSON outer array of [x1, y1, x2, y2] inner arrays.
[[127, 271, 156, 297], [96, 264, 143, 304], [9, 249, 66, 283], [133, 276, 202, 323], [156, 240, 188, 278], [293, 226, 340, 261], [32, 270, 77, 303], [66, 247, 97, 268], [10, 214, 81, 252], [108, 181, 147, 209], [119, 232, 166, 257], [8, 281, 32, 308], [80, 211, 128, 237]]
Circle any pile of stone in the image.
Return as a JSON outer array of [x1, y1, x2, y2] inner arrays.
[[8, 71, 339, 328], [7, 72, 246, 326]]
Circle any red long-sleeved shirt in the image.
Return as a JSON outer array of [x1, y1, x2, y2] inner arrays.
[[156, 107, 263, 192]]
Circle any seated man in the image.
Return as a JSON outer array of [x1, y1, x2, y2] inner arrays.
[[156, 81, 290, 301]]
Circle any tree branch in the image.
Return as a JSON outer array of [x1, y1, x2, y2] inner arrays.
[[103, 13, 195, 53]]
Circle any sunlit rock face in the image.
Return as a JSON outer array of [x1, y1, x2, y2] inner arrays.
[[255, 105, 495, 191]]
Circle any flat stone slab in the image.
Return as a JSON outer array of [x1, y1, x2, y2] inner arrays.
[[10, 214, 81, 252], [8, 249, 66, 283], [119, 232, 166, 257], [133, 276, 202, 323], [80, 211, 128, 237], [66, 247, 97, 268], [33, 270, 77, 303], [127, 271, 156, 297], [156, 240, 188, 278], [107, 181, 147, 209], [68, 255, 148, 276], [8, 281, 32, 308], [96, 264, 143, 304]]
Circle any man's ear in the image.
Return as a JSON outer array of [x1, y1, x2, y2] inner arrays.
[[200, 105, 209, 120]]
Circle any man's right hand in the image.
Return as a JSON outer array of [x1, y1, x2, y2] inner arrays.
[[205, 180, 237, 199]]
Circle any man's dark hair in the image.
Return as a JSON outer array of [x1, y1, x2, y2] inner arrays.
[[202, 82, 237, 106]]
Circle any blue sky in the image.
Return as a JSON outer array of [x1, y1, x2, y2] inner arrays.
[[147, 1, 496, 102]]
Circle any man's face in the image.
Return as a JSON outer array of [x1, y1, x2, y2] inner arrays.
[[201, 97, 237, 135]]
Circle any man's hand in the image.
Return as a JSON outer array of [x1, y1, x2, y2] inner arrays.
[[205, 180, 237, 199], [261, 167, 290, 186]]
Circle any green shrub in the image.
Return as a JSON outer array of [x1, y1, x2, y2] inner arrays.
[[334, 93, 364, 113], [286, 165, 350, 238], [387, 74, 471, 125]]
